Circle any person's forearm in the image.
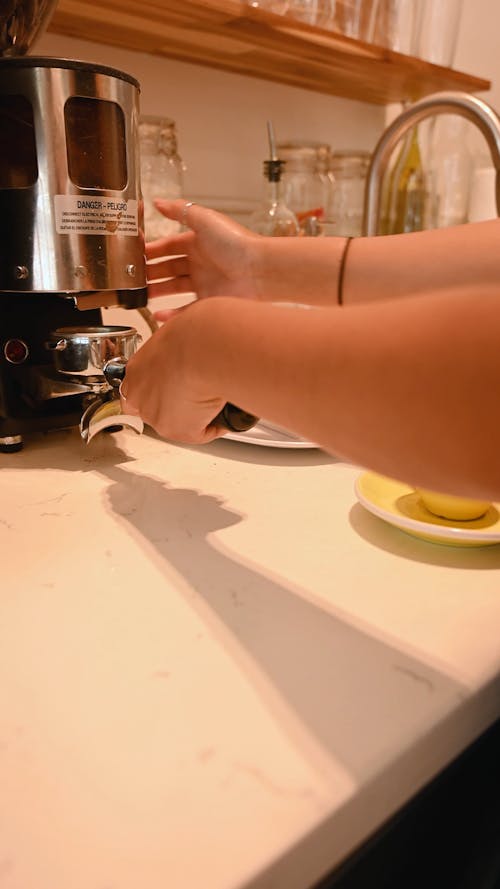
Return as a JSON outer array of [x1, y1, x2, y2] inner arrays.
[[252, 219, 500, 308], [252, 235, 347, 306], [344, 219, 500, 304], [190, 291, 500, 500]]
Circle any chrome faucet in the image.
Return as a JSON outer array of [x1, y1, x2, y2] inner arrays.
[[363, 91, 500, 236]]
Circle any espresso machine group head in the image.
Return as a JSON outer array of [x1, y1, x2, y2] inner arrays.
[[0, 0, 147, 451]]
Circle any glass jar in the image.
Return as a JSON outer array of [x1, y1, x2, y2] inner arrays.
[[331, 0, 378, 40], [277, 142, 330, 235], [329, 149, 370, 236], [139, 115, 185, 240]]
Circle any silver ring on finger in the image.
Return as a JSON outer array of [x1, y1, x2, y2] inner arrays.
[[181, 200, 196, 228]]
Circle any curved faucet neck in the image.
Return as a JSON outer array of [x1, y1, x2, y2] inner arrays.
[[363, 91, 500, 236]]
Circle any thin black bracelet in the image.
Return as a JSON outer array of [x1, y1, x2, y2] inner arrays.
[[337, 236, 354, 306]]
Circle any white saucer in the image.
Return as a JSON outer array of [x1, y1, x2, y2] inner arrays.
[[223, 420, 317, 449], [355, 472, 500, 547]]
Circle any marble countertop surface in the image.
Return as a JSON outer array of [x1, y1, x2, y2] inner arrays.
[[1, 426, 500, 889]]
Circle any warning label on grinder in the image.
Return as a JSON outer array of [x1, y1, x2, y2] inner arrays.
[[54, 195, 139, 236]]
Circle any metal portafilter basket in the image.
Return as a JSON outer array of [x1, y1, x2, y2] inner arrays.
[[45, 325, 258, 442], [45, 326, 144, 443]]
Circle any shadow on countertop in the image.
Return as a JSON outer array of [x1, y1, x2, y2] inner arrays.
[[102, 458, 471, 779], [349, 502, 500, 570], [152, 428, 340, 468], [4, 426, 497, 889]]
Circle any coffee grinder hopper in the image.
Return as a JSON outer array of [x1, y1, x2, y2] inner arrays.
[[0, 1, 59, 57]]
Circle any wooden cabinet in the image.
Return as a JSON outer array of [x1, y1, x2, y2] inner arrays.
[[49, 0, 490, 105]]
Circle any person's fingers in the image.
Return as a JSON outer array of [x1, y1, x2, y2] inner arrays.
[[119, 379, 140, 416], [147, 256, 190, 281], [198, 425, 224, 444], [155, 198, 220, 232], [153, 198, 188, 222], [152, 307, 184, 323], [148, 276, 194, 299], [154, 198, 203, 228], [145, 231, 191, 260]]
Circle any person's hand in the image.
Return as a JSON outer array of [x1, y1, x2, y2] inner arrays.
[[120, 300, 228, 444], [146, 199, 261, 315]]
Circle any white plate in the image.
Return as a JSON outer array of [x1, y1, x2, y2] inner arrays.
[[223, 420, 317, 449], [355, 472, 500, 547]]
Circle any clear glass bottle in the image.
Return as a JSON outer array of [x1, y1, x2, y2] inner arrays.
[[139, 115, 185, 240], [248, 158, 300, 236], [278, 142, 328, 235], [328, 149, 370, 236], [381, 126, 428, 234]]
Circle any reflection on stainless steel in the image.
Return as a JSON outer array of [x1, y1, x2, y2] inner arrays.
[[36, 372, 105, 401], [45, 325, 141, 378], [43, 322, 144, 442], [79, 397, 144, 444], [0, 0, 58, 56], [257, 419, 306, 441], [102, 356, 128, 388], [363, 91, 500, 236], [0, 59, 146, 297]]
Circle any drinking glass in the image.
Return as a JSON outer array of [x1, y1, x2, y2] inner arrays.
[[287, 0, 318, 25], [414, 0, 464, 66], [370, 0, 421, 54], [331, 0, 379, 40], [245, 0, 290, 13]]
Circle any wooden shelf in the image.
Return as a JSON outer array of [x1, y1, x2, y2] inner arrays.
[[48, 0, 491, 105]]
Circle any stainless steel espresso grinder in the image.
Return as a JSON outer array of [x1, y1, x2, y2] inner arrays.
[[0, 0, 149, 451], [0, 1, 256, 451]]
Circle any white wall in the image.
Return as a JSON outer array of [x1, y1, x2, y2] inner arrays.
[[444, 0, 500, 165], [37, 0, 500, 204], [36, 31, 383, 204], [455, 0, 500, 111]]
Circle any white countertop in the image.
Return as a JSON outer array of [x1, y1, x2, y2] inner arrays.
[[1, 426, 500, 889]]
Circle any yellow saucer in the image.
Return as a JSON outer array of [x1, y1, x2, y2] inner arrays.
[[355, 472, 500, 547]]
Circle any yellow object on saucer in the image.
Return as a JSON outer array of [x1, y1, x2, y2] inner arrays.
[[417, 489, 490, 521], [354, 472, 500, 547]]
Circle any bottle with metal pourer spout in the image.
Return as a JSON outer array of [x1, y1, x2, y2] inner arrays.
[[249, 121, 300, 237]]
